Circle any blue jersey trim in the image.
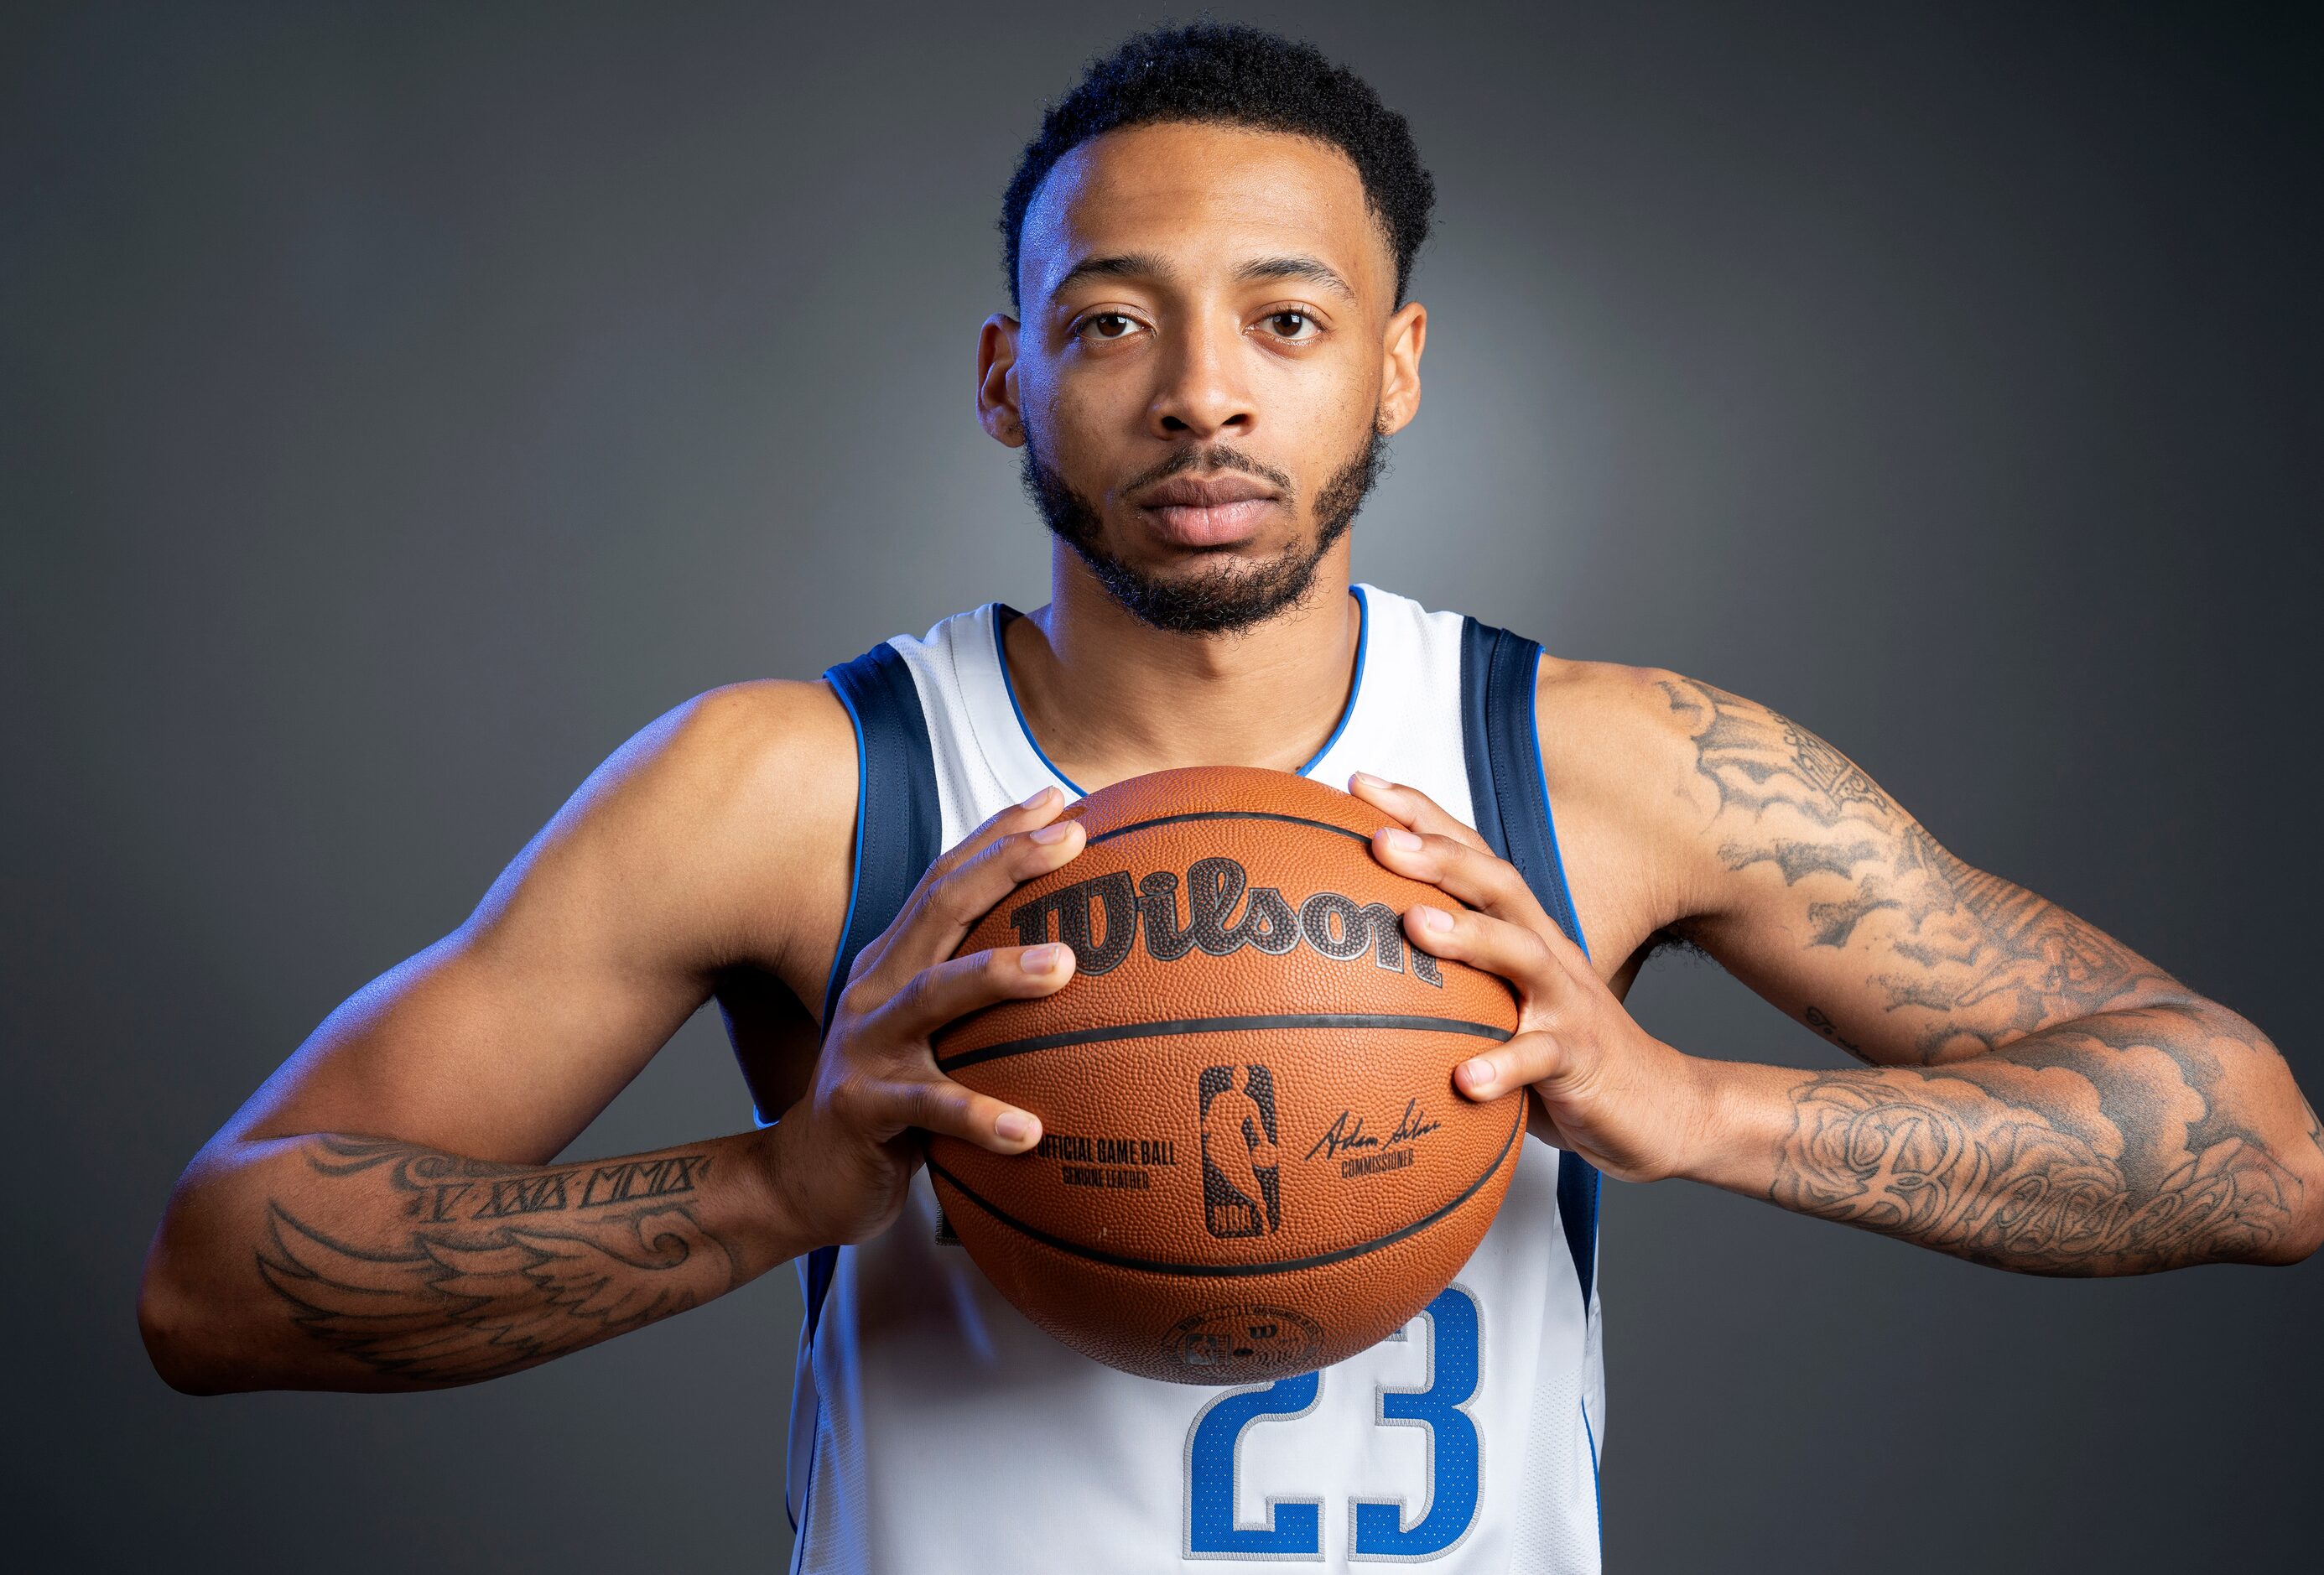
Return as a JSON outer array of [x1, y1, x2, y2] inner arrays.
[[1458, 616, 1602, 1318], [1525, 646, 1588, 962], [816, 642, 942, 1037], [990, 606, 1088, 797], [791, 638, 946, 1486], [991, 587, 1370, 795], [1294, 583, 1370, 775], [786, 637, 948, 1559], [788, 1390, 821, 1567], [1557, 1150, 1603, 1312], [1582, 1399, 1604, 1562], [817, 678, 871, 1037]]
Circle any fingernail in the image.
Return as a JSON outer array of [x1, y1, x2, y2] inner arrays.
[[1351, 771, 1390, 792], [1019, 786, 1055, 810], [1022, 943, 1067, 974], [1029, 822, 1074, 845], [1381, 827, 1423, 853], [1464, 1057, 1497, 1091], [995, 1111, 1035, 1143], [1413, 904, 1454, 933]]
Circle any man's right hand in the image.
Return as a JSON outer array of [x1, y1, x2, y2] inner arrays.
[[762, 785, 1086, 1250]]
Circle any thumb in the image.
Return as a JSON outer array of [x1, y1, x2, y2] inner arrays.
[[1453, 1029, 1565, 1102]]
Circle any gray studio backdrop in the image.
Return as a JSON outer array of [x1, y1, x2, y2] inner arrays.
[[7, 2, 2318, 1569]]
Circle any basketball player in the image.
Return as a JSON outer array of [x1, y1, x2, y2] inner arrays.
[[139, 23, 2323, 1572]]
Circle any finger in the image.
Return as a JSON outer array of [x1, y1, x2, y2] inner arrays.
[[1370, 819, 1556, 936], [1453, 1029, 1565, 1102], [849, 787, 1071, 983], [1349, 772, 1493, 855], [855, 813, 1089, 1000], [1402, 901, 1569, 1004], [873, 943, 1079, 1046], [936, 784, 1070, 881], [858, 1071, 1043, 1154]]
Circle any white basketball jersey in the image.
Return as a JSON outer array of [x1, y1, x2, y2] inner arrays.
[[782, 585, 1605, 1572]]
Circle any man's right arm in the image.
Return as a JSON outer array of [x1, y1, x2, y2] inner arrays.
[[143, 1126, 807, 1392], [138, 682, 1087, 1393]]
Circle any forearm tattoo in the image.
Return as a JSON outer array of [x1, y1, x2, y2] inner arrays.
[[1656, 678, 2309, 1271], [257, 1136, 740, 1385], [1772, 1009, 2305, 1272]]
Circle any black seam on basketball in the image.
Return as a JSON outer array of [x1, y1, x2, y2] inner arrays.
[[925, 1102, 1525, 1278], [1081, 809, 1374, 847], [937, 1012, 1514, 1072]]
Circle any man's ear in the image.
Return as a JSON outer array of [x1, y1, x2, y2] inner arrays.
[[1376, 300, 1427, 436], [977, 314, 1027, 447]]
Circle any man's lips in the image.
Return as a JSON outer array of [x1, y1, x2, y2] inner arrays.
[[1132, 476, 1282, 548]]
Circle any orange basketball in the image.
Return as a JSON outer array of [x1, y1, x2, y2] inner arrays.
[[928, 766, 1524, 1385]]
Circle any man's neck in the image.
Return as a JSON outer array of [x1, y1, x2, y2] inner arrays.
[[1002, 540, 1363, 793]]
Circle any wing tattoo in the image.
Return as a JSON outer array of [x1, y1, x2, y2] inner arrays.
[[257, 1202, 731, 1384]]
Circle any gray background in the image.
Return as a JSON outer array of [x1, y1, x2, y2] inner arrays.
[[7, 1, 2317, 1568]]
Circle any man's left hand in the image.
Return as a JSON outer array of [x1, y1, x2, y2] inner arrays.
[[1350, 772, 1709, 1184]]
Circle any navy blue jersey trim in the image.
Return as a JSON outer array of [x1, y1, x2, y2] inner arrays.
[[1458, 616, 1602, 1313], [803, 641, 945, 1347], [1557, 1148, 1603, 1311], [818, 642, 943, 1035]]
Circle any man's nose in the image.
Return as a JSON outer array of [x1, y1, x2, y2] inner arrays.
[[1146, 314, 1256, 441]]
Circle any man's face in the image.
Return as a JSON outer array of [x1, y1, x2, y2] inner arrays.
[[980, 122, 1426, 634]]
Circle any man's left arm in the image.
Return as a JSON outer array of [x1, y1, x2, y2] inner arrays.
[[1352, 672, 2324, 1276]]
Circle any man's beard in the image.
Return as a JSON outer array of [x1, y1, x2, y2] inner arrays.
[[1020, 424, 1388, 637]]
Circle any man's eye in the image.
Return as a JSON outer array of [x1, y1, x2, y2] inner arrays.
[[1263, 310, 1318, 340], [1079, 313, 1136, 340]]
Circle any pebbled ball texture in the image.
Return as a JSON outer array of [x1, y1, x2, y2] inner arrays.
[[928, 766, 1522, 1385]]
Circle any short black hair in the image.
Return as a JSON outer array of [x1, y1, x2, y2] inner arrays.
[[1000, 23, 1436, 310]]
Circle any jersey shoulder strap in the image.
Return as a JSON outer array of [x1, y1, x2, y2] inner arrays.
[[819, 638, 947, 1031], [796, 638, 946, 1346], [1457, 616, 1602, 1312]]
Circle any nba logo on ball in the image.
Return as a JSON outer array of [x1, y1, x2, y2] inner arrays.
[[1198, 1064, 1282, 1238]]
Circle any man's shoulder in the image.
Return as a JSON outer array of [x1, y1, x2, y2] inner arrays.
[[574, 678, 857, 907], [1532, 652, 1708, 798], [642, 678, 857, 808], [572, 678, 860, 987]]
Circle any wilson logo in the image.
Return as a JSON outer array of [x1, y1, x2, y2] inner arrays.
[[1008, 856, 1442, 985]]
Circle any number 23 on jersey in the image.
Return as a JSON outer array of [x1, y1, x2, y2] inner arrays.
[[1185, 1286, 1482, 1560]]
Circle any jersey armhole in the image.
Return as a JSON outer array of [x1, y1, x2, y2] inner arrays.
[[1458, 616, 1601, 1315]]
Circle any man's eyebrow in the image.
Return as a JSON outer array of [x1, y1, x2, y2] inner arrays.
[[1050, 252, 1176, 298], [1233, 255, 1356, 301], [1048, 251, 1359, 303]]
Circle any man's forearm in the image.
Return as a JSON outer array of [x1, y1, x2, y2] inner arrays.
[[141, 1126, 811, 1393], [1677, 1003, 2324, 1275]]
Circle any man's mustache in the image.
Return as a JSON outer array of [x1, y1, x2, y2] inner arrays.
[[1121, 444, 1296, 499]]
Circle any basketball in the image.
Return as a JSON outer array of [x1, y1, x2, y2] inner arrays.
[[928, 765, 1525, 1385]]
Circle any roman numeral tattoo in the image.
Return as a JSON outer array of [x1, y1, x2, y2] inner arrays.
[[257, 1136, 737, 1384]]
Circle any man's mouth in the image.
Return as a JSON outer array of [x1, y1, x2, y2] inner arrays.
[[1132, 476, 1282, 548]]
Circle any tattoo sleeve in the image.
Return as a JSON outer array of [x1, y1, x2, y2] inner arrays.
[[1765, 1008, 2308, 1272], [1654, 678, 2321, 1272], [243, 1134, 762, 1386]]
